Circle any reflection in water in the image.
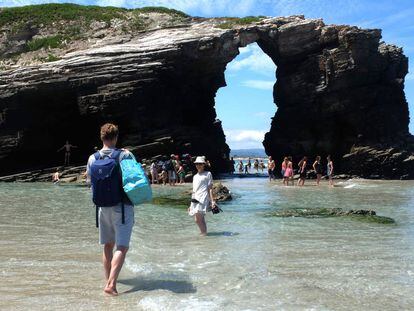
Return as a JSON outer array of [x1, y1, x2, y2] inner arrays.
[[0, 179, 414, 310]]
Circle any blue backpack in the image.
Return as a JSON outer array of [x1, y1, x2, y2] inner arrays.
[[90, 149, 124, 227], [120, 154, 152, 205]]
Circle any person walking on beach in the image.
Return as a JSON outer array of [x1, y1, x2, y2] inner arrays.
[[327, 155, 334, 187], [267, 156, 275, 181], [165, 154, 177, 186], [57, 140, 77, 166], [297, 157, 307, 186], [86, 123, 135, 296], [188, 156, 216, 236], [177, 163, 186, 184], [313, 156, 323, 186]]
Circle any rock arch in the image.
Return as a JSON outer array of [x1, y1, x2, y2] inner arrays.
[[0, 15, 412, 178]]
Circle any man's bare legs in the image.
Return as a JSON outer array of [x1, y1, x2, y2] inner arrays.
[[195, 213, 207, 236], [103, 244, 129, 296]]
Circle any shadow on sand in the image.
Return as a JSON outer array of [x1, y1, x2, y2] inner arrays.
[[119, 275, 196, 294]]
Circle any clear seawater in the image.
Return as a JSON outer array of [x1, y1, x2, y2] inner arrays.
[[1, 178, 414, 310]]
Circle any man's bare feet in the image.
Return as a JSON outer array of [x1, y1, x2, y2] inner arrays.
[[104, 286, 118, 296]]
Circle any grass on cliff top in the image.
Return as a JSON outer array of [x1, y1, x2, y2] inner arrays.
[[217, 16, 267, 29], [0, 3, 189, 28]]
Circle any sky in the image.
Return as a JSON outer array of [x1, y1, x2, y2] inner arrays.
[[1, 0, 413, 149]]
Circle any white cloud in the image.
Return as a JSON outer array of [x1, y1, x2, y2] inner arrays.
[[228, 43, 275, 75], [224, 129, 266, 149], [241, 80, 274, 90]]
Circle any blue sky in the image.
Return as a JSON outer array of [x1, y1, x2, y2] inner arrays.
[[1, 0, 413, 149]]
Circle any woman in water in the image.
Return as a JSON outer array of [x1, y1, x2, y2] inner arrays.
[[282, 157, 289, 185], [237, 160, 244, 173], [297, 156, 307, 186], [327, 155, 334, 187], [188, 156, 216, 236], [253, 159, 259, 173], [312, 156, 323, 186]]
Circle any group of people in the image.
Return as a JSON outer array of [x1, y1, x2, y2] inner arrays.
[[148, 154, 211, 186], [269, 155, 334, 186], [236, 158, 266, 174]]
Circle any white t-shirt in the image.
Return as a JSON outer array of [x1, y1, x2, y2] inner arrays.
[[192, 171, 213, 205]]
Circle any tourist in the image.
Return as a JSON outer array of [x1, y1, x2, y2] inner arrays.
[[297, 156, 307, 186], [188, 156, 216, 236], [247, 158, 252, 172], [150, 161, 158, 184], [259, 160, 265, 172], [166, 154, 177, 186], [281, 157, 287, 179], [230, 157, 235, 174], [177, 164, 186, 184], [86, 123, 134, 296], [327, 155, 334, 187], [57, 140, 77, 166], [267, 156, 275, 181], [253, 159, 259, 173], [244, 162, 249, 174], [313, 156, 323, 186], [52, 168, 60, 184], [282, 157, 289, 185], [237, 160, 243, 173], [284, 156, 294, 186]]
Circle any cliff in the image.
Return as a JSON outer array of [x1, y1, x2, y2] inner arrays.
[[0, 4, 412, 178]]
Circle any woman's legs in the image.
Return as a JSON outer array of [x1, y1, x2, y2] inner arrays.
[[195, 213, 207, 235], [316, 174, 321, 185]]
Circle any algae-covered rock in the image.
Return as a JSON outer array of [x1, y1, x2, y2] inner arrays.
[[264, 208, 395, 224]]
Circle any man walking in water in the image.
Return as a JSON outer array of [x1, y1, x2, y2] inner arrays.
[[86, 123, 134, 296], [57, 140, 77, 166]]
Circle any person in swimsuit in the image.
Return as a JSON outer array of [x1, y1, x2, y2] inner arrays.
[[267, 156, 275, 181], [282, 157, 289, 185], [52, 168, 60, 184], [177, 164, 186, 184], [247, 158, 252, 172], [327, 155, 334, 187], [313, 156, 323, 186], [57, 140, 77, 166], [253, 159, 259, 173], [284, 157, 294, 186], [259, 160, 265, 172], [237, 160, 244, 173], [297, 156, 307, 186]]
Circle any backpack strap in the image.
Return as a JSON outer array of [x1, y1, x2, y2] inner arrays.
[[93, 151, 101, 161], [111, 149, 125, 224]]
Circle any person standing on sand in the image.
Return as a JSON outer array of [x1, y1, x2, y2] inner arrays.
[[327, 155, 334, 187], [267, 156, 275, 181], [57, 140, 77, 166], [297, 156, 307, 186], [150, 161, 158, 184], [313, 156, 323, 186], [188, 156, 216, 236], [86, 123, 135, 296]]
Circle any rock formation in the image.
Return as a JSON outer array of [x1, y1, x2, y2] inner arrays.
[[0, 4, 412, 178]]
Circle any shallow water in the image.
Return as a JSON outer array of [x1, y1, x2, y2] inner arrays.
[[1, 178, 414, 310]]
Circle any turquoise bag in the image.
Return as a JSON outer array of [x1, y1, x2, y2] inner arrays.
[[120, 154, 152, 205]]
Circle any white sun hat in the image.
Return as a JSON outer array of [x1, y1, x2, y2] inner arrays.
[[194, 156, 206, 164]]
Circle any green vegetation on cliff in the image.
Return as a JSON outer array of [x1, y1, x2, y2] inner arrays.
[[0, 3, 188, 28], [217, 16, 267, 29]]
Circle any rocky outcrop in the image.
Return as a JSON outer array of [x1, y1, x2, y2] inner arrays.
[[264, 208, 395, 224], [0, 5, 412, 178]]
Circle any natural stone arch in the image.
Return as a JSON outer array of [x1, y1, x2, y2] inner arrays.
[[0, 15, 412, 178]]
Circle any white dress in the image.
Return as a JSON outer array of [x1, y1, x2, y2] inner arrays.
[[188, 171, 213, 216]]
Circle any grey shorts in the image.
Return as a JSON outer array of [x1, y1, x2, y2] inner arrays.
[[168, 170, 176, 180], [99, 204, 134, 247]]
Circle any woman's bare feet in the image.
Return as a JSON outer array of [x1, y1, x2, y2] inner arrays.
[[104, 286, 118, 296]]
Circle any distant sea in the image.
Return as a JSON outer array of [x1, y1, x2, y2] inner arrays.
[[230, 148, 267, 158]]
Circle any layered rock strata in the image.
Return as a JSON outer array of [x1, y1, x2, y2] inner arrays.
[[0, 8, 412, 178]]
